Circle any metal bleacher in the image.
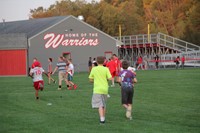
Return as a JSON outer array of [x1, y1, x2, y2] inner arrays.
[[115, 32, 200, 68]]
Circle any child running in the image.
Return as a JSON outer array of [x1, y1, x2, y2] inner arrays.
[[118, 60, 137, 120], [52, 56, 69, 90], [29, 61, 45, 100], [106, 56, 117, 87], [47, 58, 56, 85], [89, 56, 112, 124], [66, 59, 77, 90]]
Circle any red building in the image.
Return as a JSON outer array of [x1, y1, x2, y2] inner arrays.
[[0, 34, 28, 76]]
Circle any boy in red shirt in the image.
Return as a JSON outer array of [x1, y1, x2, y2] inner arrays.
[[137, 56, 143, 70], [106, 57, 117, 87], [112, 54, 122, 83], [181, 56, 185, 69]]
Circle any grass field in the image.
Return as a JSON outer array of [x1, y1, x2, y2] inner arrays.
[[0, 68, 200, 133]]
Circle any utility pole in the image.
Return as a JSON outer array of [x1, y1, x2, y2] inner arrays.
[[148, 23, 150, 43], [119, 24, 122, 42]]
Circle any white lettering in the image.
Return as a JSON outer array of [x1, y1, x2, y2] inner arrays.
[[44, 33, 99, 48]]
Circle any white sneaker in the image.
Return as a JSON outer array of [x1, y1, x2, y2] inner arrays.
[[126, 110, 131, 118], [110, 84, 115, 87], [107, 94, 111, 98], [57, 88, 61, 91], [126, 107, 132, 119]]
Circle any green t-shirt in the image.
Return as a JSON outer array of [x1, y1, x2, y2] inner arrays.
[[89, 66, 112, 94]]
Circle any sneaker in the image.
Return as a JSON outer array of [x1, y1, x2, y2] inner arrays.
[[68, 86, 72, 90], [100, 121, 105, 125], [53, 80, 56, 84], [107, 94, 111, 98], [110, 84, 115, 87], [36, 97, 39, 100], [57, 88, 61, 91], [126, 109, 131, 118], [73, 84, 77, 90]]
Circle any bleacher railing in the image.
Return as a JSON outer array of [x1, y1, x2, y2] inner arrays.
[[115, 34, 157, 46], [115, 32, 200, 68], [115, 32, 200, 52], [157, 32, 200, 52]]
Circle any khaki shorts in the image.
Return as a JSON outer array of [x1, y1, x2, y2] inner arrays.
[[58, 71, 67, 81], [92, 94, 107, 108]]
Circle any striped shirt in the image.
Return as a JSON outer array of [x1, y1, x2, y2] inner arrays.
[[57, 61, 67, 72]]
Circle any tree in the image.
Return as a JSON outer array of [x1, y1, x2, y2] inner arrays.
[[29, 0, 200, 45]]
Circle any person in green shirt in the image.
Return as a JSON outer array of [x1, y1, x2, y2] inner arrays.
[[89, 56, 112, 124]]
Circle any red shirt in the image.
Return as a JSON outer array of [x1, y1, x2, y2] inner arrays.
[[181, 57, 185, 62], [137, 57, 143, 64], [103, 59, 108, 66], [176, 58, 180, 62], [106, 60, 117, 73], [114, 58, 121, 70]]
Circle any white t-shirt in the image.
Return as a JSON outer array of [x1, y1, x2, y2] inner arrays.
[[121, 67, 136, 73], [68, 63, 74, 76], [30, 67, 44, 82], [128, 67, 136, 72]]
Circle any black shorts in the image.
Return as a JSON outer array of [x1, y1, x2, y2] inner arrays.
[[121, 83, 134, 104]]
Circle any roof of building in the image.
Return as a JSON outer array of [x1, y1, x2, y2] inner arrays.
[[0, 16, 68, 38], [0, 33, 28, 49], [0, 15, 122, 46]]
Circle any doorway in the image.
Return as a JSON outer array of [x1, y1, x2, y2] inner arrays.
[[104, 51, 113, 60]]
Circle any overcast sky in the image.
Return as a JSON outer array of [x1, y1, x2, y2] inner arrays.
[[0, 0, 100, 22]]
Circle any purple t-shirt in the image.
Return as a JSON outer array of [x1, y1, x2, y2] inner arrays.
[[119, 70, 135, 84]]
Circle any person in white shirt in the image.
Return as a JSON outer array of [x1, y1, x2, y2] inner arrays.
[[121, 66, 137, 76], [92, 58, 98, 67], [30, 61, 46, 100], [67, 59, 77, 90]]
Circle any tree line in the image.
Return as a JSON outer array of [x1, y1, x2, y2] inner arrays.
[[30, 0, 200, 45]]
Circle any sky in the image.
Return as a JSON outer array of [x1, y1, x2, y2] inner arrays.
[[0, 0, 100, 22]]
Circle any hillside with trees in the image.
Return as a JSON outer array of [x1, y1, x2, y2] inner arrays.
[[29, 0, 200, 45]]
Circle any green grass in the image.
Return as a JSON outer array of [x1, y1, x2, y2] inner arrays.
[[0, 69, 200, 133]]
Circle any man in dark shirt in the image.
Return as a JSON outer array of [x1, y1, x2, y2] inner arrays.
[[88, 57, 92, 73]]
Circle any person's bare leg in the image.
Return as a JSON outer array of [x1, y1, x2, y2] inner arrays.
[[126, 104, 132, 119], [111, 78, 115, 87], [69, 81, 74, 86], [48, 74, 51, 84], [58, 78, 62, 90], [99, 107, 106, 123], [35, 90, 39, 99], [123, 104, 128, 109], [50, 76, 55, 82]]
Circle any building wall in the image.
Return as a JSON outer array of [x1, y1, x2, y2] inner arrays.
[[0, 33, 27, 76], [0, 49, 27, 76], [29, 17, 117, 72]]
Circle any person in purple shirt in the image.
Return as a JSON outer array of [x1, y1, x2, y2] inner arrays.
[[118, 60, 137, 120]]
